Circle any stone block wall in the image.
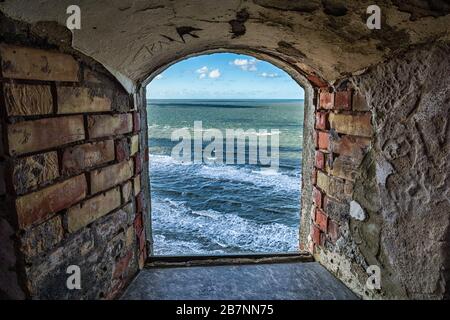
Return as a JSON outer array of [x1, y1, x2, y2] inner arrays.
[[0, 43, 149, 299]]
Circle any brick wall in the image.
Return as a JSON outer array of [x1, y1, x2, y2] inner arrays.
[[309, 86, 372, 253], [0, 44, 148, 299]]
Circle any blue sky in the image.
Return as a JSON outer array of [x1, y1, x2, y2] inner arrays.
[[146, 53, 304, 99]]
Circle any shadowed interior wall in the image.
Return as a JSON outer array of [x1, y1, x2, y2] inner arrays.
[[0, 41, 150, 299]]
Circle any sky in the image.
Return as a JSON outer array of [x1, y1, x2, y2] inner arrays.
[[146, 53, 304, 99]]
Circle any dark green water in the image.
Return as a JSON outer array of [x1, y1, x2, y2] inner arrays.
[[148, 99, 304, 255]]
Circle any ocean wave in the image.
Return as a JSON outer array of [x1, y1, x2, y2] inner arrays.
[[150, 154, 301, 193], [151, 197, 299, 255]]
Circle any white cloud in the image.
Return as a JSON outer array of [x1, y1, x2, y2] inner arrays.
[[196, 66, 208, 74], [260, 72, 280, 78], [209, 69, 221, 78], [196, 66, 211, 79], [231, 58, 257, 72], [154, 74, 163, 80]]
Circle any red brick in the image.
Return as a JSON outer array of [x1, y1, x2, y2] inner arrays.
[[136, 192, 145, 213], [113, 250, 133, 279], [313, 186, 323, 208], [315, 112, 329, 130], [328, 219, 340, 244], [312, 168, 317, 185], [138, 229, 146, 252], [87, 114, 133, 139], [319, 90, 334, 109], [317, 131, 329, 150], [334, 90, 352, 110], [315, 208, 328, 232], [307, 74, 328, 88], [134, 212, 143, 234], [15, 174, 87, 229], [0, 44, 79, 82], [115, 138, 130, 162], [134, 154, 142, 174], [311, 225, 321, 246], [7, 116, 85, 156], [62, 140, 114, 175], [133, 112, 141, 132], [315, 151, 325, 169]]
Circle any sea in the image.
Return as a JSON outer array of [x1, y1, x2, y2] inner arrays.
[[147, 99, 304, 255]]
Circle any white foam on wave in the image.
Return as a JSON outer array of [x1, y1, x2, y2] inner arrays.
[[150, 154, 301, 193], [152, 197, 299, 255]]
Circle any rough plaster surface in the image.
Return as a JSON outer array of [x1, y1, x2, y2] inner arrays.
[[317, 43, 450, 299], [1, 0, 449, 90]]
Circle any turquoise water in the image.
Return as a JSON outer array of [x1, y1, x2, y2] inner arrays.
[[148, 99, 304, 255]]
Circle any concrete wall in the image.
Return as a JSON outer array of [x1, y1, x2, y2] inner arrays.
[[0, 43, 149, 299]]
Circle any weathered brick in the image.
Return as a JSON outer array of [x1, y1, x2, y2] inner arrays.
[[317, 131, 329, 150], [352, 91, 369, 111], [136, 192, 144, 213], [123, 202, 135, 225], [7, 116, 85, 156], [334, 90, 352, 110], [311, 224, 321, 246], [315, 208, 328, 232], [0, 44, 79, 82], [312, 168, 317, 185], [66, 186, 121, 233], [62, 140, 114, 175], [329, 134, 371, 160], [134, 175, 141, 196], [12, 151, 59, 194], [330, 155, 359, 181], [329, 113, 372, 137], [313, 186, 322, 208], [315, 112, 329, 130], [20, 215, 63, 259], [121, 180, 132, 203], [316, 170, 346, 201], [113, 250, 133, 279], [133, 112, 141, 132], [319, 90, 334, 109], [115, 138, 130, 162], [138, 250, 146, 269], [327, 219, 340, 244], [57, 86, 111, 114], [134, 154, 142, 174], [315, 151, 325, 169], [130, 135, 139, 156], [125, 226, 135, 248], [15, 174, 87, 229], [4, 83, 53, 116], [323, 195, 350, 223], [87, 114, 132, 139], [92, 207, 128, 243], [90, 160, 134, 194], [134, 212, 143, 234], [138, 229, 146, 252]]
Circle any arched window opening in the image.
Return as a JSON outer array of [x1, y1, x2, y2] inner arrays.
[[146, 53, 305, 256]]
